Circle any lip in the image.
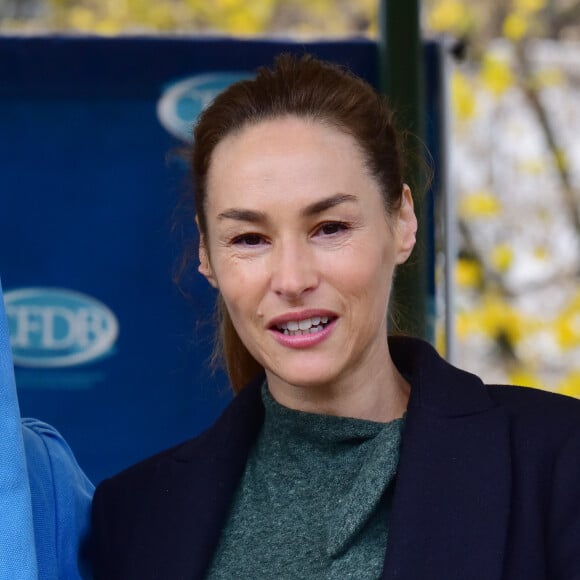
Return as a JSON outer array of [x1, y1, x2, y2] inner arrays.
[[267, 309, 338, 349]]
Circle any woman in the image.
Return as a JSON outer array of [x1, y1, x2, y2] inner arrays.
[[92, 54, 580, 579]]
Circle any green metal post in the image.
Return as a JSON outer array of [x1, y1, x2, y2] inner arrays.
[[379, 0, 430, 340]]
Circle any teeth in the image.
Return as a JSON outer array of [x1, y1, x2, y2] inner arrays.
[[276, 316, 332, 336]]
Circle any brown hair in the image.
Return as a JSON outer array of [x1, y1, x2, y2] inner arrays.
[[191, 53, 407, 392]]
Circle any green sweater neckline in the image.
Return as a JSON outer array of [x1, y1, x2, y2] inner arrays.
[[206, 384, 406, 580]]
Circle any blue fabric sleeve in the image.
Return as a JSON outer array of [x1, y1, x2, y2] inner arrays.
[[22, 419, 94, 580], [0, 279, 38, 580]]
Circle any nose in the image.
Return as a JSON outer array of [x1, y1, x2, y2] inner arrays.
[[270, 240, 319, 300]]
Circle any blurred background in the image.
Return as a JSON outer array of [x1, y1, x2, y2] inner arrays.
[[2, 0, 580, 394], [1, 0, 579, 480]]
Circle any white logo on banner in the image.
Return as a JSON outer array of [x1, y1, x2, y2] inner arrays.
[[157, 72, 254, 142], [5, 287, 119, 368]]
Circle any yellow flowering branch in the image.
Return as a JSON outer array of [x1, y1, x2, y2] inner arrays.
[[512, 40, 580, 249]]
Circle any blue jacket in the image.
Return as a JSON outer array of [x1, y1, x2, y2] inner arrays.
[[92, 336, 580, 579], [23, 419, 94, 580], [1, 277, 93, 580], [0, 283, 37, 580]]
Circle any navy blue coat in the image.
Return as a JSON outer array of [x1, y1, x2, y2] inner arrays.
[[92, 337, 580, 579]]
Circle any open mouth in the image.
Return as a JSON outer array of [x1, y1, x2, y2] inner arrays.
[[274, 316, 335, 336]]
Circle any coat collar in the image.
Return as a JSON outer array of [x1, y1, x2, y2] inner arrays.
[[165, 336, 510, 579], [383, 336, 511, 579], [389, 335, 494, 416]]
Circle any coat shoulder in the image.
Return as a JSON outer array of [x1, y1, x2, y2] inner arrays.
[[97, 437, 194, 490], [95, 376, 265, 499], [486, 384, 580, 443], [487, 384, 580, 417]]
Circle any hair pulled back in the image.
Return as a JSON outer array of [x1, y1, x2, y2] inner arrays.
[[191, 53, 407, 392]]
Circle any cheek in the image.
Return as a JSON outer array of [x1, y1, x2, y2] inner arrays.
[[332, 246, 395, 325], [218, 277, 250, 315], [214, 261, 265, 325], [219, 287, 258, 353], [333, 243, 395, 294], [212, 251, 259, 292]]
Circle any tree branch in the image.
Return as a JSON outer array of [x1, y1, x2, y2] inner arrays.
[[513, 41, 580, 258]]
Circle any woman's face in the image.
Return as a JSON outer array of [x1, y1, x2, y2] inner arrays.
[[199, 116, 416, 400]]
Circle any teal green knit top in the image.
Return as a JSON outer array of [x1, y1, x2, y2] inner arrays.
[[206, 385, 405, 579]]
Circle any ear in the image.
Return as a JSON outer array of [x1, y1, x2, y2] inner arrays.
[[395, 184, 418, 265], [196, 216, 218, 288]]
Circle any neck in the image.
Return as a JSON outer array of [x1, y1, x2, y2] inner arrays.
[[265, 353, 410, 423]]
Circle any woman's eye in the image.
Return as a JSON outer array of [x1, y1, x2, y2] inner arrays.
[[232, 233, 265, 246], [318, 222, 349, 236]]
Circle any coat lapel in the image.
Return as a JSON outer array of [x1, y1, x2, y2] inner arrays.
[[149, 377, 265, 580], [382, 337, 511, 579]]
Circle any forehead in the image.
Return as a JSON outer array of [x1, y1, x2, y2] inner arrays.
[[205, 116, 382, 213], [212, 115, 359, 164]]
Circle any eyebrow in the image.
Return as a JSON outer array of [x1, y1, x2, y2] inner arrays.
[[301, 193, 358, 217], [217, 208, 267, 223], [217, 193, 358, 223]]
